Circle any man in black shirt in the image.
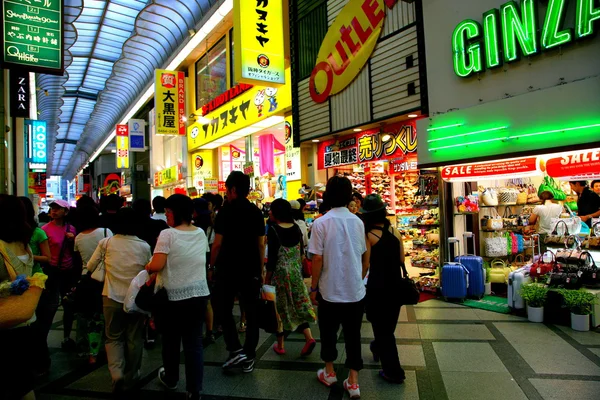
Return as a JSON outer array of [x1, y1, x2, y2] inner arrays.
[[211, 171, 265, 373], [570, 181, 600, 227]]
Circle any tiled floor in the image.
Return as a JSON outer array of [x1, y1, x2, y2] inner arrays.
[[34, 300, 600, 400]]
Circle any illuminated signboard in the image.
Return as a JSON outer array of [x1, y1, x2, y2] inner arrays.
[[452, 0, 600, 78], [116, 124, 129, 169], [154, 69, 186, 135], [25, 119, 47, 170]]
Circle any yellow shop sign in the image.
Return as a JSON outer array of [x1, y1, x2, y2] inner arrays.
[[309, 0, 399, 103], [234, 0, 285, 85], [187, 70, 291, 151], [154, 165, 181, 187]]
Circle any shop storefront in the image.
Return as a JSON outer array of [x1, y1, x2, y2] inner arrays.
[[417, 0, 600, 312]]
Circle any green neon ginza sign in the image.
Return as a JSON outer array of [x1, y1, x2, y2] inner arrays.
[[452, 0, 599, 77]]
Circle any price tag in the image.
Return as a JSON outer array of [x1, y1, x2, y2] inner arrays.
[[537, 267, 541, 274]]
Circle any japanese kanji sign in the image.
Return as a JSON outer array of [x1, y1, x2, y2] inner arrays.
[[154, 164, 181, 187], [115, 124, 129, 169], [318, 121, 419, 169], [284, 116, 301, 181], [154, 69, 186, 136], [187, 69, 291, 151], [234, 0, 285, 85], [1, 0, 63, 75]]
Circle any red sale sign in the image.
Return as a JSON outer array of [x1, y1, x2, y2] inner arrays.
[[441, 157, 539, 182], [545, 149, 600, 180]]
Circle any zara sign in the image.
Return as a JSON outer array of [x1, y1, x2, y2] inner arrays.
[[452, 0, 599, 78]]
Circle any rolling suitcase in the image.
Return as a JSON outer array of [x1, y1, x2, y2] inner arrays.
[[441, 238, 469, 301], [508, 233, 538, 309], [455, 232, 485, 299]]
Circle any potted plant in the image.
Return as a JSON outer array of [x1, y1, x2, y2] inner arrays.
[[560, 289, 597, 331], [520, 283, 548, 323], [484, 264, 492, 295]]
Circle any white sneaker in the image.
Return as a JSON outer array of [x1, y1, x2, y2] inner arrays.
[[344, 379, 360, 399], [317, 369, 338, 387]]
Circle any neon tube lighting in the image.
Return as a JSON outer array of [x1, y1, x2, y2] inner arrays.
[[426, 123, 463, 132], [507, 123, 600, 139], [427, 126, 508, 143], [429, 137, 505, 152]]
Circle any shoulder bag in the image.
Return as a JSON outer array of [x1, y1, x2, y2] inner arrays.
[[91, 237, 111, 282], [398, 262, 420, 305], [530, 251, 557, 278], [545, 220, 569, 245]]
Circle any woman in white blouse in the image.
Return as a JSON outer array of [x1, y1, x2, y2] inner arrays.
[[146, 194, 210, 400], [87, 208, 151, 393]]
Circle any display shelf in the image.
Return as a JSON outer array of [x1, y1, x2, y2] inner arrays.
[[454, 212, 479, 215], [410, 223, 440, 227], [481, 228, 524, 233]]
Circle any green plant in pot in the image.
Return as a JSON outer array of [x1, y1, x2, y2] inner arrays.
[[520, 283, 548, 323], [560, 289, 597, 332]]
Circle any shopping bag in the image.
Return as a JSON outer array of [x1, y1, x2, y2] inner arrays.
[[124, 270, 151, 315], [258, 286, 278, 334]]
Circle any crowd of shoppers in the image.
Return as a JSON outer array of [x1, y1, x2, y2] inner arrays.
[[0, 171, 418, 400]]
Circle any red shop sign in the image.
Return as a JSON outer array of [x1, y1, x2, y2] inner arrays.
[[441, 157, 538, 182], [218, 181, 227, 192], [545, 150, 600, 180]]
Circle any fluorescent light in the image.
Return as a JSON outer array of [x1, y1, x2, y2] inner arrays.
[[507, 123, 600, 140], [111, 149, 116, 153], [427, 126, 508, 143], [429, 137, 505, 151], [427, 123, 463, 132], [353, 128, 362, 132], [312, 139, 320, 143], [408, 114, 418, 118]]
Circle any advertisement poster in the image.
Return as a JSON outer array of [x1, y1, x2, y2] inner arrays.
[[154, 69, 186, 135]]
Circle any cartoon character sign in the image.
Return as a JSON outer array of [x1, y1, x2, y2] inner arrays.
[[254, 90, 266, 117], [265, 87, 278, 112]]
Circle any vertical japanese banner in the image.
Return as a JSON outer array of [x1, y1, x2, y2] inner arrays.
[[155, 69, 186, 135], [116, 124, 129, 169], [234, 0, 285, 85], [284, 115, 301, 181]]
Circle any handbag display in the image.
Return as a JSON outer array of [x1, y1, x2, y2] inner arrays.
[[527, 184, 540, 204], [530, 251, 557, 278], [481, 188, 498, 206], [498, 188, 519, 205], [516, 190, 528, 205], [545, 220, 569, 245], [538, 176, 567, 201], [484, 235, 508, 257], [0, 243, 47, 329], [503, 207, 518, 229], [583, 222, 600, 249], [398, 262, 420, 305], [550, 216, 582, 236], [484, 208, 503, 231]]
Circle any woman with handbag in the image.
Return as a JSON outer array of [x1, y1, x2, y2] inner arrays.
[[87, 208, 151, 394], [361, 194, 406, 384], [529, 191, 563, 252], [73, 205, 113, 364], [0, 195, 36, 400], [145, 194, 210, 400], [265, 199, 316, 357]]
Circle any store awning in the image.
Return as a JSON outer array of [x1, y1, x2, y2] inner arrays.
[[37, 0, 218, 178]]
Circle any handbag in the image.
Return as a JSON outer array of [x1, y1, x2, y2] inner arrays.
[[488, 259, 510, 283], [498, 188, 519, 205], [527, 184, 540, 204], [530, 251, 557, 278], [538, 176, 567, 200], [135, 273, 168, 314], [0, 243, 47, 329], [503, 207, 518, 229], [91, 237, 111, 282], [302, 258, 312, 278], [124, 270, 151, 314], [545, 220, 569, 245], [455, 183, 480, 213], [398, 262, 420, 305], [516, 190, 528, 205], [258, 286, 278, 333], [483, 208, 503, 231], [484, 235, 508, 257], [481, 188, 498, 206]]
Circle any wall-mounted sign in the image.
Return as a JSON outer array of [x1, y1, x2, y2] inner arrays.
[[28, 172, 46, 196], [25, 119, 47, 170], [452, 0, 599, 78], [187, 69, 291, 151], [317, 121, 418, 169], [155, 69, 186, 135], [545, 149, 600, 180], [115, 124, 129, 169], [128, 119, 146, 152], [204, 178, 218, 193], [234, 0, 285, 85], [441, 157, 539, 182], [201, 83, 253, 116], [309, 0, 399, 103], [284, 116, 301, 181], [1, 0, 63, 75], [10, 72, 29, 118], [154, 164, 182, 187]]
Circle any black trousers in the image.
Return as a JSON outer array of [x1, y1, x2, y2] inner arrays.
[[366, 290, 405, 380], [32, 266, 61, 371], [216, 278, 260, 359], [318, 294, 364, 371]]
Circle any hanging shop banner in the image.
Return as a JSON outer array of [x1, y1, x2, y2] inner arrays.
[[187, 69, 291, 151], [1, 0, 63, 75], [545, 149, 600, 180], [10, 72, 29, 118], [128, 119, 146, 152], [154, 164, 182, 187], [441, 157, 540, 182], [27, 172, 46, 196], [309, 0, 399, 103], [204, 178, 218, 193], [154, 69, 186, 136], [390, 154, 419, 175], [317, 121, 418, 169], [233, 0, 285, 85], [25, 119, 47, 170], [284, 116, 301, 181], [115, 124, 129, 169]]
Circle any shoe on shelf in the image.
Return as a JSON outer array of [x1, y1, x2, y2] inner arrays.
[[317, 369, 338, 387], [300, 339, 316, 357], [242, 358, 255, 373], [61, 338, 76, 352], [343, 379, 361, 399], [222, 350, 248, 369], [157, 367, 177, 390], [378, 370, 405, 384], [273, 343, 286, 355]]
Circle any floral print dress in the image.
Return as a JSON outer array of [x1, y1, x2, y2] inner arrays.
[[271, 230, 316, 332]]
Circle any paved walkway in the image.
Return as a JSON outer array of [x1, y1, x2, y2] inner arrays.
[[35, 300, 600, 400]]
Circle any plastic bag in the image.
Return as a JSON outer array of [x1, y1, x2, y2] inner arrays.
[[124, 270, 151, 315]]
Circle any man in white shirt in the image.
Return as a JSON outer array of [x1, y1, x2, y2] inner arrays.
[[151, 196, 167, 222], [308, 176, 368, 399]]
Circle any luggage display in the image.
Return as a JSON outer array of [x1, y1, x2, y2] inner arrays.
[[455, 232, 485, 299], [441, 238, 469, 301], [508, 233, 538, 309]]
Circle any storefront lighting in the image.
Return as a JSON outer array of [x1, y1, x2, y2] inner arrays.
[[312, 139, 320, 143], [427, 126, 508, 143], [353, 128, 362, 132], [426, 123, 463, 132], [429, 137, 506, 152], [408, 114, 418, 118], [111, 149, 116, 153], [507, 123, 600, 140]]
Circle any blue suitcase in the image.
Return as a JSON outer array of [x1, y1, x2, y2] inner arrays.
[[441, 238, 469, 301], [455, 232, 485, 299]]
